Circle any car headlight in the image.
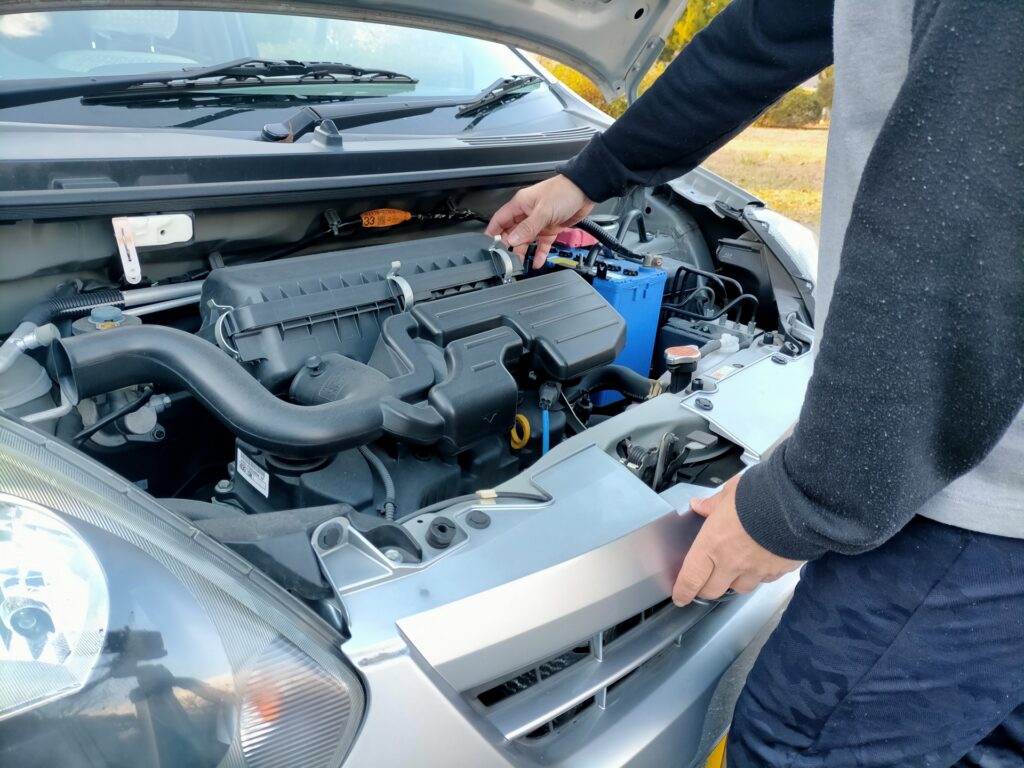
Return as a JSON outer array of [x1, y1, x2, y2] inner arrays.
[[0, 417, 364, 768]]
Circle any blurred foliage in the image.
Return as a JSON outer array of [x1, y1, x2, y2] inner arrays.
[[756, 88, 823, 128], [540, 0, 829, 130], [755, 67, 833, 128], [660, 0, 732, 62], [816, 65, 835, 109], [537, 0, 728, 117], [537, 58, 666, 118]]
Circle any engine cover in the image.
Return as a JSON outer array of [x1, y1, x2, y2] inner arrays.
[[201, 233, 523, 389], [201, 234, 625, 453]]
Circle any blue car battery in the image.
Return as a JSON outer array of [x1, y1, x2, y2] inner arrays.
[[546, 249, 667, 406]]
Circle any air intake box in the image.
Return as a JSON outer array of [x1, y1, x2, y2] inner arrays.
[[201, 234, 625, 408], [200, 233, 522, 389]]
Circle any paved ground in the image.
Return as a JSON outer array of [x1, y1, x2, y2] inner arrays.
[[703, 126, 828, 232]]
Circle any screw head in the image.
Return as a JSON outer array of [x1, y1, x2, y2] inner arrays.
[[384, 548, 403, 562], [695, 397, 714, 412], [214, 479, 233, 494], [305, 355, 324, 376]]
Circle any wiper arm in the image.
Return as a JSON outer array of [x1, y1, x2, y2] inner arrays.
[[456, 74, 544, 118], [0, 58, 416, 109]]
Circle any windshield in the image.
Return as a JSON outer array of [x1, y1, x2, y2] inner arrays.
[[0, 9, 529, 97]]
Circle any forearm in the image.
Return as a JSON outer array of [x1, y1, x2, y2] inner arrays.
[[560, 0, 834, 202], [736, 0, 1024, 560]]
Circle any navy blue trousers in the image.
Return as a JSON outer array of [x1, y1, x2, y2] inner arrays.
[[728, 516, 1024, 767]]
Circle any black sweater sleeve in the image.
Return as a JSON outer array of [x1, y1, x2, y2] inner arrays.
[[735, 0, 1024, 560], [559, 0, 834, 202]]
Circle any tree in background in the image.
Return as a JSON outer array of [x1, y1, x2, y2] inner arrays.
[[660, 0, 732, 62], [538, 0, 730, 117], [755, 89, 822, 128], [756, 65, 833, 127], [816, 66, 835, 109], [542, 1, 829, 129]]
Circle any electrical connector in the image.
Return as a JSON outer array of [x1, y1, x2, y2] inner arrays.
[[538, 381, 561, 411]]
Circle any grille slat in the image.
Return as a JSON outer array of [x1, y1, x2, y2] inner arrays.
[[470, 598, 711, 741]]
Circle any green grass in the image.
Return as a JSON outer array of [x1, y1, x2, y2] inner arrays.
[[702, 126, 828, 231]]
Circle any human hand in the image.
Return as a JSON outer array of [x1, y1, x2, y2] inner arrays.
[[672, 475, 802, 606], [484, 175, 594, 268]]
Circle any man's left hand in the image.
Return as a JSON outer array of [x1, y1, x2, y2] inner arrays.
[[672, 475, 802, 606]]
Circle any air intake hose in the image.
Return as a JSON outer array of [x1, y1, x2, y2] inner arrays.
[[565, 364, 657, 404], [53, 325, 385, 458]]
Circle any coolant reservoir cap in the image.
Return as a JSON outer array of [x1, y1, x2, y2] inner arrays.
[[89, 305, 125, 327], [665, 345, 701, 365]]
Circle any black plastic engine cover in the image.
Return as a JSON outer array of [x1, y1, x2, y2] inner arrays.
[[412, 269, 626, 380], [201, 232, 522, 389], [202, 233, 624, 453]]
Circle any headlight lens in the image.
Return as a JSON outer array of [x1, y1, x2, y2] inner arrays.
[[0, 497, 109, 719], [0, 418, 364, 768]]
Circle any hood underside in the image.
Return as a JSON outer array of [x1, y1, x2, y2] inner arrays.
[[0, 0, 686, 99]]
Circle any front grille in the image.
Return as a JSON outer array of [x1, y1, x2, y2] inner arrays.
[[477, 643, 592, 708], [469, 597, 709, 741]]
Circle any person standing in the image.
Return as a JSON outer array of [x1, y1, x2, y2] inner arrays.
[[486, 1, 1024, 764]]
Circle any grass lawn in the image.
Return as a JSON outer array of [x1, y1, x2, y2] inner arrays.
[[702, 126, 828, 232]]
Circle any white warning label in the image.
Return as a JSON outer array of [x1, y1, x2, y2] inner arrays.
[[236, 447, 270, 498], [708, 364, 741, 381]]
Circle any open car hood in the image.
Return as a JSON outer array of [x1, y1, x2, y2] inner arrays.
[[0, 0, 687, 99]]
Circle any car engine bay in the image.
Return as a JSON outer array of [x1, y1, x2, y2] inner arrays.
[[0, 185, 814, 611]]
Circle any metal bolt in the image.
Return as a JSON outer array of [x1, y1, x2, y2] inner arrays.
[[695, 397, 714, 412], [305, 355, 324, 376], [214, 479, 233, 494], [384, 548, 403, 563], [771, 354, 789, 365]]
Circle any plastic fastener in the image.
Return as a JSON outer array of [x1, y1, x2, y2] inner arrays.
[[426, 516, 457, 549]]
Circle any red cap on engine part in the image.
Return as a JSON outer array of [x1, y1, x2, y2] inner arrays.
[[554, 228, 599, 249], [665, 345, 701, 365]]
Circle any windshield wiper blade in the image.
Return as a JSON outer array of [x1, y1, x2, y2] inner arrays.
[[456, 74, 544, 118], [255, 74, 545, 143], [0, 58, 416, 109]]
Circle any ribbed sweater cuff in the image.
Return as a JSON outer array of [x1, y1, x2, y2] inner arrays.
[[556, 133, 633, 203], [734, 452, 829, 561]]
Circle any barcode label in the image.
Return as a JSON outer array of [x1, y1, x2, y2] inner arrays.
[[236, 447, 270, 498]]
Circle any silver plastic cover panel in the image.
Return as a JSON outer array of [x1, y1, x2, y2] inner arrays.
[[681, 350, 814, 460]]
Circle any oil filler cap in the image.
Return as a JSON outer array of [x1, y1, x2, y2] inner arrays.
[[426, 516, 457, 549]]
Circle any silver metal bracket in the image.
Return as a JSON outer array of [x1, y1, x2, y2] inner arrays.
[[386, 260, 415, 311], [490, 245, 516, 284]]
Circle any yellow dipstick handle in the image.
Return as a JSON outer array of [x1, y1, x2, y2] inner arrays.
[[510, 414, 531, 450]]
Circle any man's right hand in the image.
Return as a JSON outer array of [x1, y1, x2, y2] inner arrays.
[[485, 175, 594, 268]]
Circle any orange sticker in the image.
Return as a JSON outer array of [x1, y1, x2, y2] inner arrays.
[[360, 208, 413, 228]]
